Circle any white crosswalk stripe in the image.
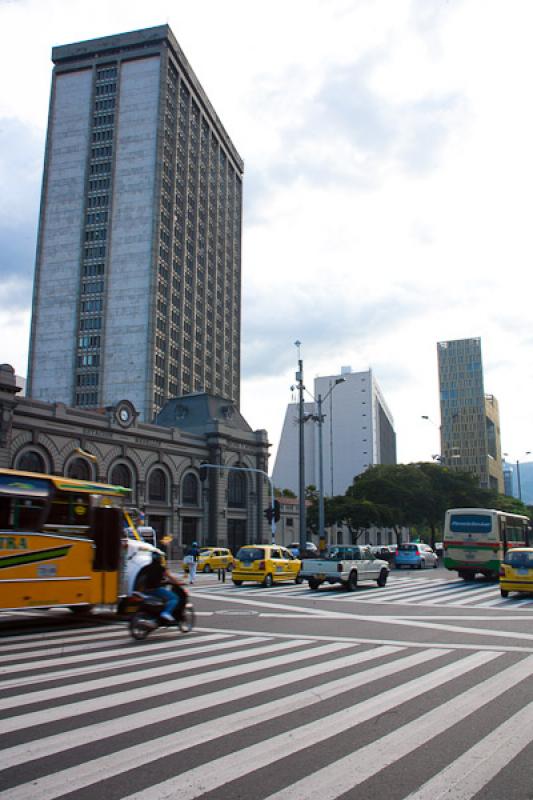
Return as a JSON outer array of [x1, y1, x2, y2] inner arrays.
[[2, 625, 533, 799], [196, 574, 533, 609]]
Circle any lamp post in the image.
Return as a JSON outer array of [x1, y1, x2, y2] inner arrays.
[[294, 341, 306, 556], [316, 378, 345, 541], [304, 378, 346, 543], [503, 452, 531, 500]]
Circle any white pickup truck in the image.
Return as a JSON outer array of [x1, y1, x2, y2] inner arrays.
[[299, 545, 389, 591]]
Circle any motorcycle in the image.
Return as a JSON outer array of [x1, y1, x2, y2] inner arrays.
[[128, 586, 195, 640]]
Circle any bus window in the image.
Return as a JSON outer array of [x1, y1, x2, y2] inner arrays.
[[47, 490, 90, 526], [0, 496, 48, 531]]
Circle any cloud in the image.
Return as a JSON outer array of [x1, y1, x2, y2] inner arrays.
[[0, 117, 42, 287]]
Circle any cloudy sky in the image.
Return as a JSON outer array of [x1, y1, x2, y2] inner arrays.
[[1, 0, 533, 468]]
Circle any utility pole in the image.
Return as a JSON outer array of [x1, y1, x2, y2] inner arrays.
[[295, 341, 306, 555]]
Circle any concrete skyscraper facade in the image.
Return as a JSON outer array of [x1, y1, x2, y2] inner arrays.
[[273, 367, 396, 497], [437, 337, 504, 491], [27, 25, 243, 421]]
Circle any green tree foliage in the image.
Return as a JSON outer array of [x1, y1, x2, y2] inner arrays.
[[307, 464, 532, 546], [274, 487, 297, 498]]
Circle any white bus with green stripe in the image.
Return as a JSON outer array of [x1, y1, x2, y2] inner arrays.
[[443, 508, 530, 580]]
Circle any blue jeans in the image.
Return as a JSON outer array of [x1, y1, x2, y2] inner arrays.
[[149, 586, 178, 617]]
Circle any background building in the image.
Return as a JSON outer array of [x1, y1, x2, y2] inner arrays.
[[1, 365, 269, 555], [437, 337, 504, 491], [272, 367, 396, 497], [503, 459, 533, 504], [27, 25, 243, 422]]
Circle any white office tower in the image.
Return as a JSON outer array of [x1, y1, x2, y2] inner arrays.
[[272, 368, 396, 496]]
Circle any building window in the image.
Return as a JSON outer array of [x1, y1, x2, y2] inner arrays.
[[16, 450, 46, 474], [228, 470, 246, 508], [67, 458, 92, 481], [182, 473, 199, 506], [148, 468, 167, 503], [110, 463, 132, 489]]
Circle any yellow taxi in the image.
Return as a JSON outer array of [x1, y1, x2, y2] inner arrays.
[[232, 545, 302, 587], [184, 547, 234, 574], [499, 547, 533, 597]]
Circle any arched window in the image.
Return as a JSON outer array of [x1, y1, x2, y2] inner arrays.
[[148, 468, 167, 503], [228, 470, 246, 508], [67, 458, 91, 481], [16, 450, 46, 474], [182, 473, 199, 506], [111, 463, 132, 489]]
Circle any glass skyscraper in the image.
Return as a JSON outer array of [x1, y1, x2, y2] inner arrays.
[[437, 337, 503, 491]]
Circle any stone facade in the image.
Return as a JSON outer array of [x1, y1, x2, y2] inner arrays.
[[0, 365, 270, 557]]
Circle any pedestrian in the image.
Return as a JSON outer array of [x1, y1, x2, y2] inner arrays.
[[184, 541, 199, 584], [217, 565, 226, 583]]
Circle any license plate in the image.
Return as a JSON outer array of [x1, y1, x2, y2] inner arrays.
[[465, 552, 475, 560], [517, 568, 530, 575]]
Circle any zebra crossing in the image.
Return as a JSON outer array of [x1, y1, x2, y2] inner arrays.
[[196, 573, 533, 609], [2, 622, 533, 798]]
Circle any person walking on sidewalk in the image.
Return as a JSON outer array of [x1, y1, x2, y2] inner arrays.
[[184, 541, 200, 584]]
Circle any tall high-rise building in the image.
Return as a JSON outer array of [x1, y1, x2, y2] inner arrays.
[[273, 367, 396, 496], [27, 25, 243, 421], [437, 337, 503, 491]]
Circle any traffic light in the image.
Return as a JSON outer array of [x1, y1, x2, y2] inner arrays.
[[264, 506, 274, 524], [273, 499, 281, 522], [199, 463, 208, 482]]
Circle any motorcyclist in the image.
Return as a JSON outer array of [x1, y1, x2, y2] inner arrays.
[[143, 551, 186, 623]]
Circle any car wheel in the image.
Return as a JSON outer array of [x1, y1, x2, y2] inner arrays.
[[458, 570, 475, 581], [377, 569, 388, 587], [203, 564, 211, 574], [346, 571, 358, 591], [263, 573, 273, 588], [232, 580, 242, 586], [295, 573, 303, 584], [308, 578, 320, 591], [500, 589, 509, 598], [69, 604, 94, 614]]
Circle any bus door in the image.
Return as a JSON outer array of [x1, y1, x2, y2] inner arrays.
[[500, 518, 508, 556], [92, 507, 123, 604]]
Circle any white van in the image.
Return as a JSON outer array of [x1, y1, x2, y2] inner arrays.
[[136, 526, 157, 548], [124, 528, 163, 593]]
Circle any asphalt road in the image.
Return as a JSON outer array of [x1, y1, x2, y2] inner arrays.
[[2, 567, 533, 799]]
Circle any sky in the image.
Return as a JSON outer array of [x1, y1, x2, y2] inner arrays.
[[1, 0, 533, 469]]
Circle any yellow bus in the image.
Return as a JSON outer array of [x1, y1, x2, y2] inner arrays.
[[0, 468, 130, 612]]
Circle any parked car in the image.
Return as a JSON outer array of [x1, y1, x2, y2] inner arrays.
[[370, 545, 396, 563], [288, 541, 318, 558], [395, 543, 438, 569], [232, 545, 302, 587], [499, 547, 533, 597], [184, 547, 234, 573]]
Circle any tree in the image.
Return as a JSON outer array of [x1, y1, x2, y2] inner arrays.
[[347, 462, 502, 547], [274, 487, 296, 498]]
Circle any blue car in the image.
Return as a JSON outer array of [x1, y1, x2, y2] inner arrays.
[[395, 543, 438, 569]]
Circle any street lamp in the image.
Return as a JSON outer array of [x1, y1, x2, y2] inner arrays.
[[503, 452, 531, 500], [294, 341, 306, 555], [305, 377, 346, 543]]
